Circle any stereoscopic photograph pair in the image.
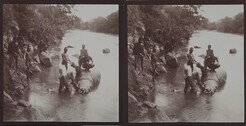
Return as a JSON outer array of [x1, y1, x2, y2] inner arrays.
[[2, 2, 244, 125]]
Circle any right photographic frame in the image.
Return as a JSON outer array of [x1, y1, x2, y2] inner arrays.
[[127, 4, 244, 123]]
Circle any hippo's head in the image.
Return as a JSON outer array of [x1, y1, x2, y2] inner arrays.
[[203, 79, 218, 94], [77, 79, 93, 94]]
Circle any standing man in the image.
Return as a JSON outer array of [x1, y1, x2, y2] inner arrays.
[[62, 47, 71, 72], [133, 36, 145, 71], [187, 47, 197, 72], [79, 44, 88, 69], [150, 46, 158, 82], [7, 36, 20, 70], [24, 45, 32, 82]]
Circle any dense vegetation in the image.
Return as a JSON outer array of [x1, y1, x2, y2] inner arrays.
[[204, 12, 244, 34], [128, 5, 206, 51], [3, 4, 81, 57], [81, 11, 119, 35]]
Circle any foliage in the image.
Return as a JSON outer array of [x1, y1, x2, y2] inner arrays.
[[3, 4, 81, 54], [128, 5, 205, 52], [217, 12, 244, 34], [88, 11, 119, 34], [202, 12, 244, 34]]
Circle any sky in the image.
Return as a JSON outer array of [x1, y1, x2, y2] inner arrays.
[[199, 5, 244, 22], [73, 5, 118, 22]]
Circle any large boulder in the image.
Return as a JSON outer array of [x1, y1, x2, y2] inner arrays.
[[29, 63, 41, 73], [165, 52, 179, 68], [39, 52, 52, 67], [194, 46, 201, 49], [103, 48, 110, 54], [4, 91, 13, 103], [17, 100, 30, 107], [229, 48, 237, 54]]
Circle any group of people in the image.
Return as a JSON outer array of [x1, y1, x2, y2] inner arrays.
[[61, 44, 94, 73], [7, 34, 35, 82], [132, 34, 160, 82], [184, 45, 220, 94], [187, 44, 219, 72]]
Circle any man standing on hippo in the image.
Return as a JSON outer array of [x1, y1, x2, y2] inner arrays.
[[78, 44, 88, 69], [187, 47, 197, 72], [61, 47, 71, 72]]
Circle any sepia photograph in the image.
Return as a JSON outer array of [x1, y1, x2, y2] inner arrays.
[[3, 4, 119, 122], [128, 5, 244, 122]]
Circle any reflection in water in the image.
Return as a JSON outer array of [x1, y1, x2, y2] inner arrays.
[[21, 30, 119, 122], [154, 30, 244, 122]]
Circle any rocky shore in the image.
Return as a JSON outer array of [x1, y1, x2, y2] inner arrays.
[[3, 38, 61, 121], [128, 34, 189, 122]]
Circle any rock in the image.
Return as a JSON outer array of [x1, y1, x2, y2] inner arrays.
[[172, 88, 178, 93], [30, 64, 41, 73], [143, 101, 157, 108], [128, 92, 138, 104], [229, 48, 237, 54], [103, 48, 110, 54], [148, 108, 170, 122], [194, 46, 201, 49], [33, 55, 40, 64], [157, 64, 167, 73], [39, 52, 52, 67], [159, 56, 166, 64], [4, 91, 13, 103], [17, 100, 30, 107], [165, 52, 179, 68]]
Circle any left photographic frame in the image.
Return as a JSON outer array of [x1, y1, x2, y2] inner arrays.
[[3, 4, 119, 122]]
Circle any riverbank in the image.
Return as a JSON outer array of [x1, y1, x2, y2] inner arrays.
[[128, 34, 188, 122], [3, 38, 62, 121]]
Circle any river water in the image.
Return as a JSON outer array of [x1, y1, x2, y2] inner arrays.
[[154, 30, 244, 122], [17, 30, 119, 122]]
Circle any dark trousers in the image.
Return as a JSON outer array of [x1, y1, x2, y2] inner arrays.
[[134, 55, 143, 70], [9, 55, 18, 69], [82, 63, 94, 71], [151, 61, 157, 82], [184, 77, 193, 94], [187, 61, 193, 71], [78, 56, 83, 69], [26, 60, 32, 81]]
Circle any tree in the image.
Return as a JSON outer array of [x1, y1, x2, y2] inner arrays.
[[128, 5, 204, 52], [88, 11, 119, 35], [3, 4, 81, 57]]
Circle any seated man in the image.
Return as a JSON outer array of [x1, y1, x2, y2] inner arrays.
[[81, 51, 95, 72], [206, 56, 220, 72], [204, 45, 219, 72]]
